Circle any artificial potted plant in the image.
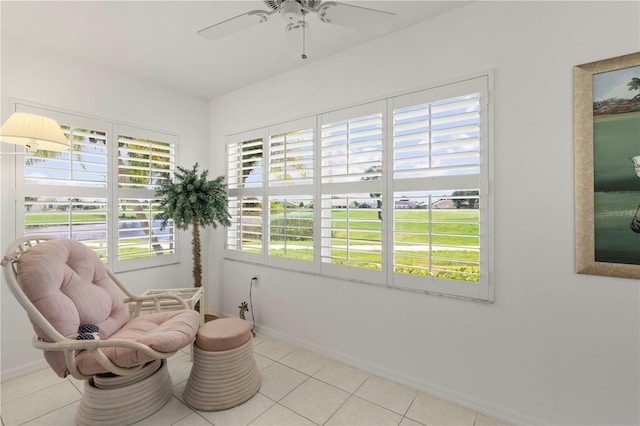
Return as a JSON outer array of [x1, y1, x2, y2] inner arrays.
[[156, 163, 231, 294]]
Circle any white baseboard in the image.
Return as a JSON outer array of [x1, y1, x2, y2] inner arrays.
[[0, 359, 48, 383], [212, 309, 546, 426]]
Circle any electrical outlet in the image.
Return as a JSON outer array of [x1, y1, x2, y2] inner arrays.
[[252, 275, 259, 286]]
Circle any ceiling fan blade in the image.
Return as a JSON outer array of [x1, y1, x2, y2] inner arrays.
[[198, 9, 274, 40], [316, 1, 395, 35]]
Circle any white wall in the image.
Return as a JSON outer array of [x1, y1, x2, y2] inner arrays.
[[209, 2, 640, 425], [0, 38, 210, 379]]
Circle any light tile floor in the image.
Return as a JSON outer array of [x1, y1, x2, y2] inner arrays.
[[1, 335, 510, 426]]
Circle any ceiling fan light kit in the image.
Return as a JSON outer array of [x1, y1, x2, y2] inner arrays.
[[198, 0, 395, 60], [280, 0, 304, 22]]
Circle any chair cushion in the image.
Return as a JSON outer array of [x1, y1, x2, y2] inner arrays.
[[75, 309, 201, 376], [17, 239, 129, 377], [15, 239, 200, 378]]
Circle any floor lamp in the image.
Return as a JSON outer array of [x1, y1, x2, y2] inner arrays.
[[0, 112, 69, 154]]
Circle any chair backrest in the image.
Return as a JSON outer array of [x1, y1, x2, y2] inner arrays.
[[3, 237, 129, 377]]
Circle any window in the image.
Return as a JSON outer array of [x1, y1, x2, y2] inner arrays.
[[16, 103, 178, 272], [268, 118, 315, 270], [226, 75, 492, 301], [320, 102, 385, 284], [226, 119, 316, 271], [390, 78, 489, 300], [226, 130, 265, 262], [116, 126, 176, 265]]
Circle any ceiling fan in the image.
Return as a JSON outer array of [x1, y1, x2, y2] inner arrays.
[[197, 0, 395, 60]]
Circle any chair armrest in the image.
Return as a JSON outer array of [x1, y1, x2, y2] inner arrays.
[[32, 335, 176, 355], [126, 293, 190, 317], [32, 336, 180, 380]]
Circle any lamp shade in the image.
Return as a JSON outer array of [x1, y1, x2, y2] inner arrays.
[[0, 112, 69, 151]]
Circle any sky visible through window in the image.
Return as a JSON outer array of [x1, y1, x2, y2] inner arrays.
[[240, 93, 480, 202]]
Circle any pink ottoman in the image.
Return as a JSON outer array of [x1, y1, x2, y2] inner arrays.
[[183, 318, 261, 411]]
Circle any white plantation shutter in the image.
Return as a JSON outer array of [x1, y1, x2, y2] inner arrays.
[[429, 96, 480, 176], [117, 198, 175, 261], [391, 77, 490, 300], [226, 122, 317, 269], [114, 125, 178, 271], [17, 104, 180, 271], [269, 125, 314, 187], [393, 79, 481, 180], [18, 104, 110, 257], [226, 196, 263, 254], [266, 119, 315, 270], [319, 102, 385, 283], [393, 96, 480, 179], [392, 191, 480, 276], [228, 137, 264, 190], [24, 197, 109, 260], [117, 135, 174, 190], [226, 130, 265, 262], [224, 74, 492, 301], [226, 197, 242, 251], [319, 192, 384, 284], [321, 103, 383, 184], [268, 195, 313, 263], [24, 127, 108, 187]]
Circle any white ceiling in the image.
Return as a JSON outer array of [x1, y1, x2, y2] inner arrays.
[[1, 1, 471, 100]]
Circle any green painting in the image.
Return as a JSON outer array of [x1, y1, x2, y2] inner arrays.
[[593, 65, 640, 265]]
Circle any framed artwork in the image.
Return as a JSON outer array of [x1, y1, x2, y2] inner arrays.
[[574, 52, 640, 279]]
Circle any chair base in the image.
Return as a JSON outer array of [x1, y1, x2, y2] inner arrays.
[[183, 338, 261, 411], [75, 359, 172, 426]]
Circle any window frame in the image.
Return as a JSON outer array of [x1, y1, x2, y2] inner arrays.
[[113, 123, 178, 271], [13, 100, 180, 273], [266, 117, 317, 273], [225, 73, 494, 302], [319, 101, 387, 285], [225, 128, 267, 265], [388, 77, 491, 301]]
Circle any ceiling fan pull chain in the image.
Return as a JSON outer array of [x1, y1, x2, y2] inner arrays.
[[301, 14, 308, 60]]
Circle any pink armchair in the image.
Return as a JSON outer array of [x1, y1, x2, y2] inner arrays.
[[1, 236, 201, 425]]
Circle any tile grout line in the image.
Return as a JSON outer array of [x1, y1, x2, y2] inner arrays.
[[167, 398, 203, 426], [3, 336, 493, 426], [16, 399, 79, 426], [399, 389, 422, 425], [178, 411, 211, 426], [269, 358, 350, 426], [260, 344, 486, 426], [267, 348, 422, 425], [259, 344, 461, 425], [320, 370, 374, 426]]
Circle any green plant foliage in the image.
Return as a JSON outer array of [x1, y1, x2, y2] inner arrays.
[[155, 163, 231, 231], [155, 163, 230, 289]]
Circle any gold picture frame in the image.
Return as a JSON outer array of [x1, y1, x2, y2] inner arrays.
[[574, 52, 640, 280]]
